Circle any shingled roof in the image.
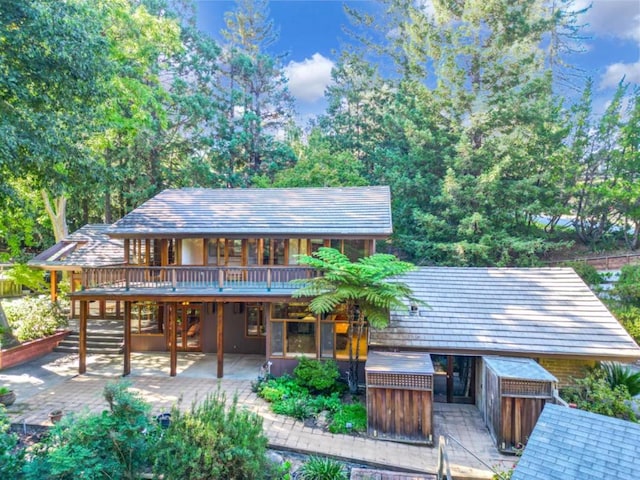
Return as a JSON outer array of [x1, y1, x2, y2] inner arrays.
[[107, 186, 392, 238], [512, 404, 640, 480], [370, 267, 640, 360], [29, 224, 123, 270]]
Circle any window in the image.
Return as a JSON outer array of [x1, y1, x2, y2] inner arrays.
[[320, 306, 368, 360], [246, 303, 265, 337], [288, 239, 309, 264], [131, 302, 161, 334], [330, 239, 367, 261], [263, 239, 286, 265], [207, 239, 224, 265], [270, 302, 317, 357]]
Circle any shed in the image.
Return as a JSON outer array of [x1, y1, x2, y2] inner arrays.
[[365, 351, 434, 445], [482, 356, 557, 453]]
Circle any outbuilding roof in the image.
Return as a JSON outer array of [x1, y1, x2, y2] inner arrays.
[[370, 267, 640, 360], [512, 404, 640, 480], [483, 356, 557, 382], [29, 224, 123, 270], [107, 186, 392, 238]]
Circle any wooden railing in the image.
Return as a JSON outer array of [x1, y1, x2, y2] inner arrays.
[[81, 266, 318, 292]]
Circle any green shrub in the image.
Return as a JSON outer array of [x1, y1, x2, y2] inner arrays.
[[25, 381, 159, 479], [328, 403, 367, 434], [601, 362, 640, 397], [0, 405, 24, 479], [294, 357, 341, 394], [4, 296, 67, 342], [613, 264, 640, 307], [298, 456, 348, 480], [563, 261, 603, 286], [611, 305, 640, 345], [154, 388, 285, 480], [271, 395, 315, 420], [562, 368, 637, 422], [257, 375, 308, 403]]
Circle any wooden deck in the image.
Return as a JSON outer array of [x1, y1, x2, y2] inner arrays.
[[77, 265, 316, 300]]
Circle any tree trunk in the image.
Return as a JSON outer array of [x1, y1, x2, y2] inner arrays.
[[41, 190, 69, 242]]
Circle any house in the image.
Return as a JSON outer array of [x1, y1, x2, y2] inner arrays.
[[69, 186, 392, 377], [512, 403, 640, 480]]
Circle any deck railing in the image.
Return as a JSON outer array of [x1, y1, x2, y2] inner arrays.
[[81, 265, 318, 292]]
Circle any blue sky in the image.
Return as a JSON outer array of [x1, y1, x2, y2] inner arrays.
[[196, 0, 640, 121]]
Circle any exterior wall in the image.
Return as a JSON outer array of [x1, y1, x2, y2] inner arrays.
[[201, 303, 266, 355], [539, 358, 596, 387]]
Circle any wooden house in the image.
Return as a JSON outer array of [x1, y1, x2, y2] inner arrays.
[[69, 186, 392, 377]]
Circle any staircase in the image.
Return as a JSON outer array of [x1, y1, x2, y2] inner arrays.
[[55, 319, 124, 355]]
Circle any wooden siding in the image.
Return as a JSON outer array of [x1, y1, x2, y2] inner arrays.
[[483, 358, 555, 452], [366, 387, 433, 445], [365, 351, 434, 445], [107, 186, 392, 238], [372, 267, 640, 360]]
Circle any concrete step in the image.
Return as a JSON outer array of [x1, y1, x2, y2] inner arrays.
[[54, 331, 123, 355]]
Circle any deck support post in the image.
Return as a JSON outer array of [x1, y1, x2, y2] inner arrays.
[[50, 269, 58, 302], [123, 301, 131, 376], [170, 303, 177, 376], [79, 300, 87, 374], [217, 301, 224, 378]]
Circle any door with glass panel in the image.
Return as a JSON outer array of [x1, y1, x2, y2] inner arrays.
[[170, 303, 202, 351]]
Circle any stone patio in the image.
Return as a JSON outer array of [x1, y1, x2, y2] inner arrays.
[[1, 351, 512, 479]]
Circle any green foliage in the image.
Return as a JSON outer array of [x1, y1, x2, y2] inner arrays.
[[4, 264, 48, 293], [294, 248, 419, 329], [153, 388, 284, 480], [3, 296, 67, 343], [601, 362, 640, 397], [256, 374, 308, 403], [327, 403, 367, 434], [297, 456, 348, 480], [562, 368, 637, 422], [294, 357, 342, 394], [613, 264, 640, 307], [562, 261, 603, 285], [26, 381, 159, 479], [0, 405, 24, 479], [610, 305, 640, 345]]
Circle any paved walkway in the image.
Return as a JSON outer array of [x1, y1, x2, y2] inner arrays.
[[1, 352, 512, 479]]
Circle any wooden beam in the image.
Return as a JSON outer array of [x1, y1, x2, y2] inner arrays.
[[217, 301, 224, 378], [50, 270, 57, 302], [123, 301, 131, 376], [79, 300, 87, 374], [170, 303, 177, 376]]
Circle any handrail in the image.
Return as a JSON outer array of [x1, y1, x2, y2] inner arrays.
[[446, 434, 510, 480], [81, 265, 317, 292], [436, 435, 452, 480]]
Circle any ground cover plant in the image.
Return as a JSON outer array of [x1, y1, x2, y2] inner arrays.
[[562, 364, 638, 422], [254, 357, 367, 435]]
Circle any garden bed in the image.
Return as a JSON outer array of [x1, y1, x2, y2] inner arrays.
[[0, 330, 69, 369]]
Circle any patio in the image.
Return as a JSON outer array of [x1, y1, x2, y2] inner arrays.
[[1, 351, 512, 479]]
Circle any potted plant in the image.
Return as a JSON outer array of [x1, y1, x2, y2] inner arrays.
[[49, 409, 63, 424], [0, 386, 16, 406]]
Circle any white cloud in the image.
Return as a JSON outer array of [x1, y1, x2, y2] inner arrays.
[[579, 0, 640, 43], [600, 61, 640, 88], [284, 53, 334, 103]]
